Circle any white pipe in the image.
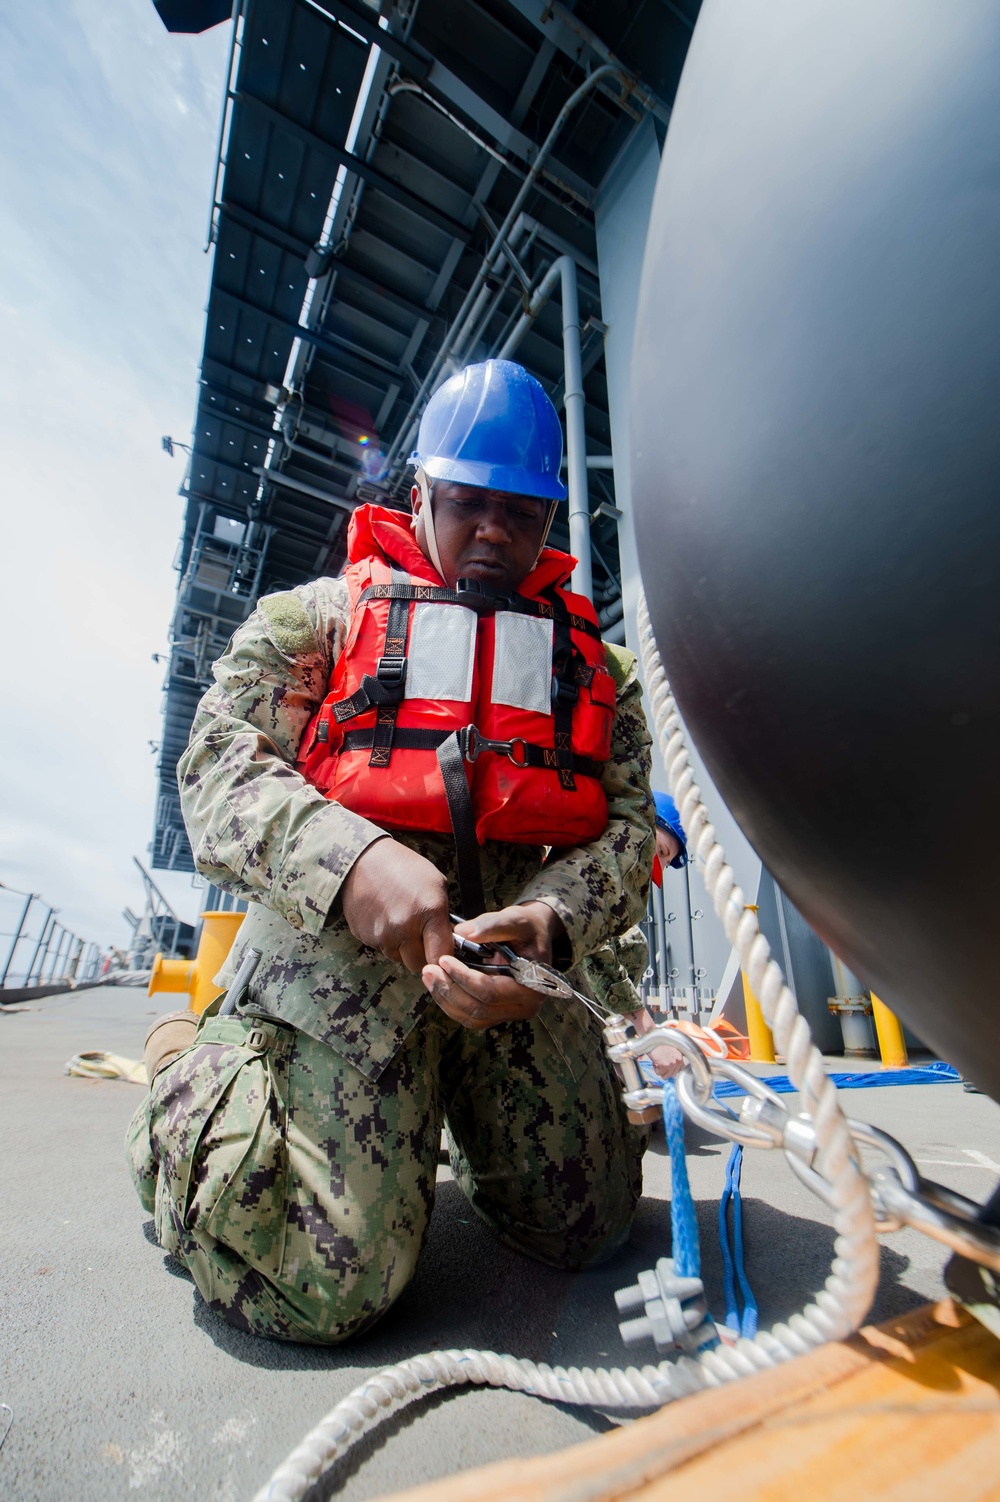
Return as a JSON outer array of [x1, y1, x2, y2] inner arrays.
[[561, 258, 592, 602], [498, 255, 592, 599], [381, 65, 622, 478]]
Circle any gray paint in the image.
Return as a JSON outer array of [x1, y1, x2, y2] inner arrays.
[[2, 984, 989, 1500], [594, 117, 762, 1002]]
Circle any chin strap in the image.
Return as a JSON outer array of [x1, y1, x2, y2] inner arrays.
[[414, 468, 447, 581]]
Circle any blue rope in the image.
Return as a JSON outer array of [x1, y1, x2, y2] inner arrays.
[[718, 1144, 758, 1337], [662, 1080, 701, 1278]]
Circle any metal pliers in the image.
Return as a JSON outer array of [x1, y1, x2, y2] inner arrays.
[[448, 916, 611, 1018]]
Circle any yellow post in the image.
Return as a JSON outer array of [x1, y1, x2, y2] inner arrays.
[[189, 910, 246, 1014], [740, 903, 776, 1062], [870, 992, 908, 1069], [148, 910, 246, 1015], [741, 970, 776, 1062]]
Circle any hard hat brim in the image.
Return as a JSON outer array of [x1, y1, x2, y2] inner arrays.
[[409, 453, 567, 503]]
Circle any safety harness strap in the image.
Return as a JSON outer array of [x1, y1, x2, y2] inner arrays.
[[340, 727, 604, 780], [436, 733, 486, 920], [330, 571, 411, 767], [356, 580, 603, 640]]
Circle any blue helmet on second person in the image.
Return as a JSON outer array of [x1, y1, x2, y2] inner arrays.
[[409, 359, 567, 502], [652, 790, 688, 886]]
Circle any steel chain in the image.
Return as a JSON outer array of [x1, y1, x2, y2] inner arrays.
[[605, 1019, 1000, 1275]]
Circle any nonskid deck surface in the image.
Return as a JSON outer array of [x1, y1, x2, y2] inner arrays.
[[3, 986, 998, 1502]]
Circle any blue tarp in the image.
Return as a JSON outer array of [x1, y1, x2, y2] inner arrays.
[[640, 1058, 960, 1096]]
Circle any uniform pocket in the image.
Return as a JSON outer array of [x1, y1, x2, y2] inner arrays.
[[148, 1020, 290, 1280]]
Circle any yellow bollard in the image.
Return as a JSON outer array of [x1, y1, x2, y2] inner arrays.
[[148, 954, 195, 996], [741, 970, 776, 1063], [741, 904, 776, 1062], [870, 992, 908, 1069], [148, 909, 246, 1015]]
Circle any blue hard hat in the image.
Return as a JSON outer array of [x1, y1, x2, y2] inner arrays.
[[653, 791, 688, 869], [409, 359, 568, 502]]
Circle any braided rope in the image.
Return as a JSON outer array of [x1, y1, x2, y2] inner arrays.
[[252, 590, 880, 1502]]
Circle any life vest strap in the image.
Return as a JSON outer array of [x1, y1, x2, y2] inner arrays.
[[340, 727, 604, 780], [356, 580, 603, 641]]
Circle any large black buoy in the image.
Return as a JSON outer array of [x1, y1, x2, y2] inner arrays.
[[632, 0, 1000, 1094]]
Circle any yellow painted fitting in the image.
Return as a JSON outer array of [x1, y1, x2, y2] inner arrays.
[[740, 904, 776, 1063], [147, 910, 246, 1015], [148, 954, 195, 996], [742, 970, 776, 1063], [190, 911, 245, 1014], [871, 992, 909, 1069]]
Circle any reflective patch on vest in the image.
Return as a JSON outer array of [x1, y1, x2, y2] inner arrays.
[[492, 612, 553, 714], [405, 602, 477, 702]]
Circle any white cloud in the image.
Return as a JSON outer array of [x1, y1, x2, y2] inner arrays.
[[0, 0, 231, 947]]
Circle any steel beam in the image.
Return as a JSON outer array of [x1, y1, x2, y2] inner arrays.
[[236, 91, 471, 243], [253, 466, 356, 513], [301, 0, 430, 80]]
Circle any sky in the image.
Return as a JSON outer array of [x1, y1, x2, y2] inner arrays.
[[0, 1, 232, 951]]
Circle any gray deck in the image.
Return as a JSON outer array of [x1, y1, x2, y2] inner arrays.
[[3, 984, 998, 1501]]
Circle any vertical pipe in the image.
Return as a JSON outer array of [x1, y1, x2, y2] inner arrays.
[[653, 877, 670, 1012], [682, 862, 697, 993], [559, 258, 592, 601], [24, 906, 53, 987], [871, 993, 909, 1069], [47, 927, 69, 985], [1, 892, 33, 987], [40, 925, 61, 985]]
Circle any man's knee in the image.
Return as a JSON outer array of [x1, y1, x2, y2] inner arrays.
[[184, 1223, 421, 1345], [139, 1017, 438, 1343], [454, 1134, 644, 1272]]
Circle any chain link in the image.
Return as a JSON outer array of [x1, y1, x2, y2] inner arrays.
[[604, 1018, 1000, 1274]]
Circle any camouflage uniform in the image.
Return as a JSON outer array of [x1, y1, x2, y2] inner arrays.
[[128, 577, 655, 1344], [579, 926, 651, 1018]]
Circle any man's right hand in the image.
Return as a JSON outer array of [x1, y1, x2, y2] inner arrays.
[[339, 837, 454, 975]]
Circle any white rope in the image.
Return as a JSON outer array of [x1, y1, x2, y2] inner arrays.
[[252, 588, 880, 1502]]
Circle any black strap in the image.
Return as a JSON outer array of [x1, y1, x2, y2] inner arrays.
[[341, 727, 603, 779], [356, 580, 603, 640], [329, 570, 411, 766], [436, 733, 486, 919], [549, 599, 578, 793], [342, 728, 450, 752]]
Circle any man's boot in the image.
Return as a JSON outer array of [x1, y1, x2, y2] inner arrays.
[[143, 1010, 199, 1083]]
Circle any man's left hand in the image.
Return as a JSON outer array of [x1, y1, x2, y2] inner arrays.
[[422, 902, 565, 1030]]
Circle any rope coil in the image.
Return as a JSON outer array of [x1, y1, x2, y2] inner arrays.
[[252, 587, 880, 1502]]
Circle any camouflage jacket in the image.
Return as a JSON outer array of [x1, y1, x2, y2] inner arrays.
[[178, 578, 654, 1080]]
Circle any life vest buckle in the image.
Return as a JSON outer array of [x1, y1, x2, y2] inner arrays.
[[459, 725, 528, 767], [374, 655, 407, 689], [454, 577, 513, 613], [551, 676, 580, 709]]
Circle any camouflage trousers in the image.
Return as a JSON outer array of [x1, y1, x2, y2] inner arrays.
[[126, 1000, 646, 1345]]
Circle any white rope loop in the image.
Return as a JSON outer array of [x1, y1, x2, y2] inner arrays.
[[252, 590, 881, 1502]]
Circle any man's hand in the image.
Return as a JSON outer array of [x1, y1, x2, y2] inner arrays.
[[340, 838, 454, 974], [422, 901, 566, 1031], [628, 1006, 685, 1078]]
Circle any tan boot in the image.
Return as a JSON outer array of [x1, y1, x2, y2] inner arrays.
[[143, 1009, 199, 1082]]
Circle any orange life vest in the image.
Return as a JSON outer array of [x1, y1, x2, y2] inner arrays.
[[296, 506, 616, 853]]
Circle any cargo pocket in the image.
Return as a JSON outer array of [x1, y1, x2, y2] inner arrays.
[[534, 992, 606, 1087], [148, 1020, 290, 1281]]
